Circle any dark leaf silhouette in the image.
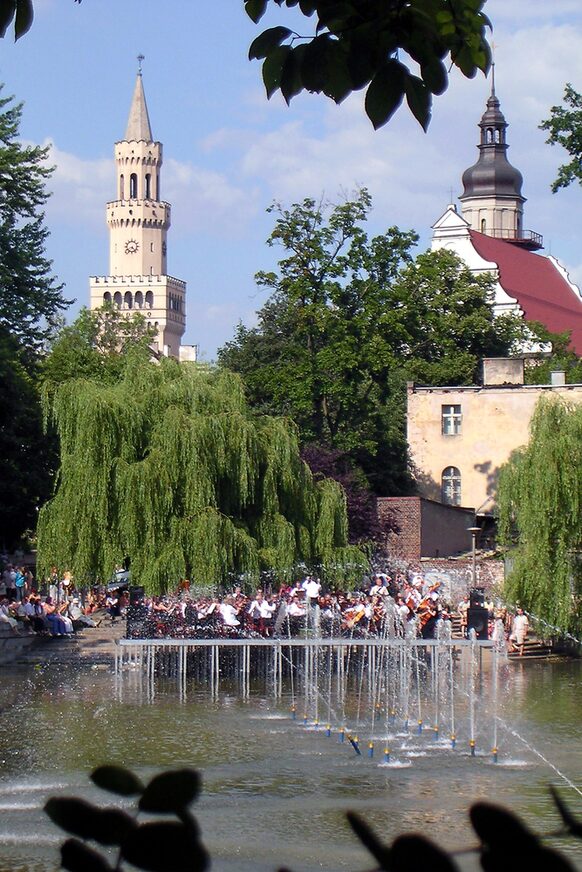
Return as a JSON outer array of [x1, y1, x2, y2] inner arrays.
[[391, 834, 458, 872], [346, 811, 391, 868], [139, 769, 201, 814], [61, 838, 113, 872], [121, 821, 209, 872], [470, 802, 539, 851], [550, 785, 582, 838], [91, 765, 144, 797], [45, 797, 103, 841]]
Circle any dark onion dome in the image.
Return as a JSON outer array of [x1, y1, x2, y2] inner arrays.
[[460, 88, 524, 200]]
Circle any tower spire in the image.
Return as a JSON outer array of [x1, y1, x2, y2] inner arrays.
[[458, 77, 542, 251], [125, 64, 153, 142], [90, 69, 188, 359]]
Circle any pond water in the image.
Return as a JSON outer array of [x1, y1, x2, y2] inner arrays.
[[1, 656, 582, 871]]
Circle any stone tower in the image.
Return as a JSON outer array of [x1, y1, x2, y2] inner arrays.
[[459, 69, 542, 251], [90, 66, 188, 358]]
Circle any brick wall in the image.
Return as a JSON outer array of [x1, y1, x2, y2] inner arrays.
[[377, 496, 422, 559], [377, 496, 475, 559]]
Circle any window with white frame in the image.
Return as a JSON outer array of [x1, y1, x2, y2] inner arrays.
[[442, 466, 461, 506], [442, 404, 462, 435]]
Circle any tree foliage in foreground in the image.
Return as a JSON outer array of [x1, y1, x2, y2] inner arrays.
[[37, 354, 365, 591], [1, 1, 491, 132], [0, 328, 55, 549], [45, 764, 579, 872], [540, 84, 582, 193], [219, 190, 526, 501], [0, 84, 68, 356], [498, 397, 582, 633], [0, 82, 68, 548], [246, 0, 491, 130]]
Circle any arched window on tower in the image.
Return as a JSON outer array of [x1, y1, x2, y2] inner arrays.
[[145, 173, 151, 199], [156, 173, 160, 200], [135, 291, 143, 309], [442, 467, 461, 506], [120, 174, 124, 200], [145, 290, 154, 308], [480, 218, 486, 233], [486, 128, 494, 143], [113, 291, 122, 308], [103, 292, 112, 305], [130, 173, 138, 198], [124, 291, 133, 309], [495, 129, 501, 143]]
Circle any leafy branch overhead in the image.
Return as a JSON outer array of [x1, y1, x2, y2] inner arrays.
[[246, 0, 492, 130], [540, 84, 582, 193]]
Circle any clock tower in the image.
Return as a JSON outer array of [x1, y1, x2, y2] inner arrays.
[[90, 63, 189, 359]]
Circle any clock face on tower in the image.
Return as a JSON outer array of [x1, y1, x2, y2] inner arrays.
[[125, 239, 139, 254]]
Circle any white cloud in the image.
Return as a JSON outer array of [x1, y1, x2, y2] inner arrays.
[[40, 142, 259, 239], [164, 159, 260, 237], [43, 141, 112, 229]]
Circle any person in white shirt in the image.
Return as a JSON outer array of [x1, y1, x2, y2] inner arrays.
[[247, 590, 276, 635], [510, 608, 529, 656], [219, 596, 240, 627], [302, 576, 321, 606]]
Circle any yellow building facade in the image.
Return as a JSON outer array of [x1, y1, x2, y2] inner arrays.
[[407, 359, 582, 516]]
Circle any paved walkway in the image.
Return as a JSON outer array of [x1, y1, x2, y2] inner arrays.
[[17, 620, 125, 666]]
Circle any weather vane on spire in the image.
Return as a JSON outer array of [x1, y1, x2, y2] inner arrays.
[[490, 41, 497, 96], [137, 54, 145, 75]]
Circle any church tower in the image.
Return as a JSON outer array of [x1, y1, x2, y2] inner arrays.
[[90, 63, 188, 358], [459, 69, 542, 251]]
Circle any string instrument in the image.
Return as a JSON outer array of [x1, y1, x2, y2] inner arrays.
[[416, 589, 439, 627], [342, 605, 365, 629], [403, 591, 419, 614]]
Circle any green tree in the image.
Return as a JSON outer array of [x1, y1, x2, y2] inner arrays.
[[0, 328, 54, 549], [497, 396, 582, 634], [246, 0, 491, 130], [540, 84, 582, 192], [0, 85, 69, 356], [218, 190, 525, 501], [37, 355, 365, 591], [523, 322, 582, 386], [0, 82, 70, 548], [42, 304, 157, 390]]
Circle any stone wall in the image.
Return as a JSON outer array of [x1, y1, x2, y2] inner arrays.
[[377, 554, 505, 608], [377, 496, 475, 559]]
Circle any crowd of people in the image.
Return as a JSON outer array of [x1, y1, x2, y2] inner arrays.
[[0, 561, 529, 650], [125, 572, 455, 641], [0, 562, 120, 638]]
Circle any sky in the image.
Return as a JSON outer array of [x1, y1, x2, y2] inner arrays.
[[0, 1, 581, 360]]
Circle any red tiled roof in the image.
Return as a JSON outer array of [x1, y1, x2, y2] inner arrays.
[[469, 230, 582, 354]]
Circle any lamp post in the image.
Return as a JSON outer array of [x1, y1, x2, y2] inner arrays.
[[467, 526, 480, 588]]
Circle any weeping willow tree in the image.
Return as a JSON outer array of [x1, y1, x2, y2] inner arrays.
[[497, 396, 582, 632], [37, 355, 367, 592]]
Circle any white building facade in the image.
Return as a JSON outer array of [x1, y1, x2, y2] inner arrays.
[[90, 70, 196, 361]]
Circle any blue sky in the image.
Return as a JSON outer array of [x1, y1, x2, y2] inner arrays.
[[1, 1, 581, 359]]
